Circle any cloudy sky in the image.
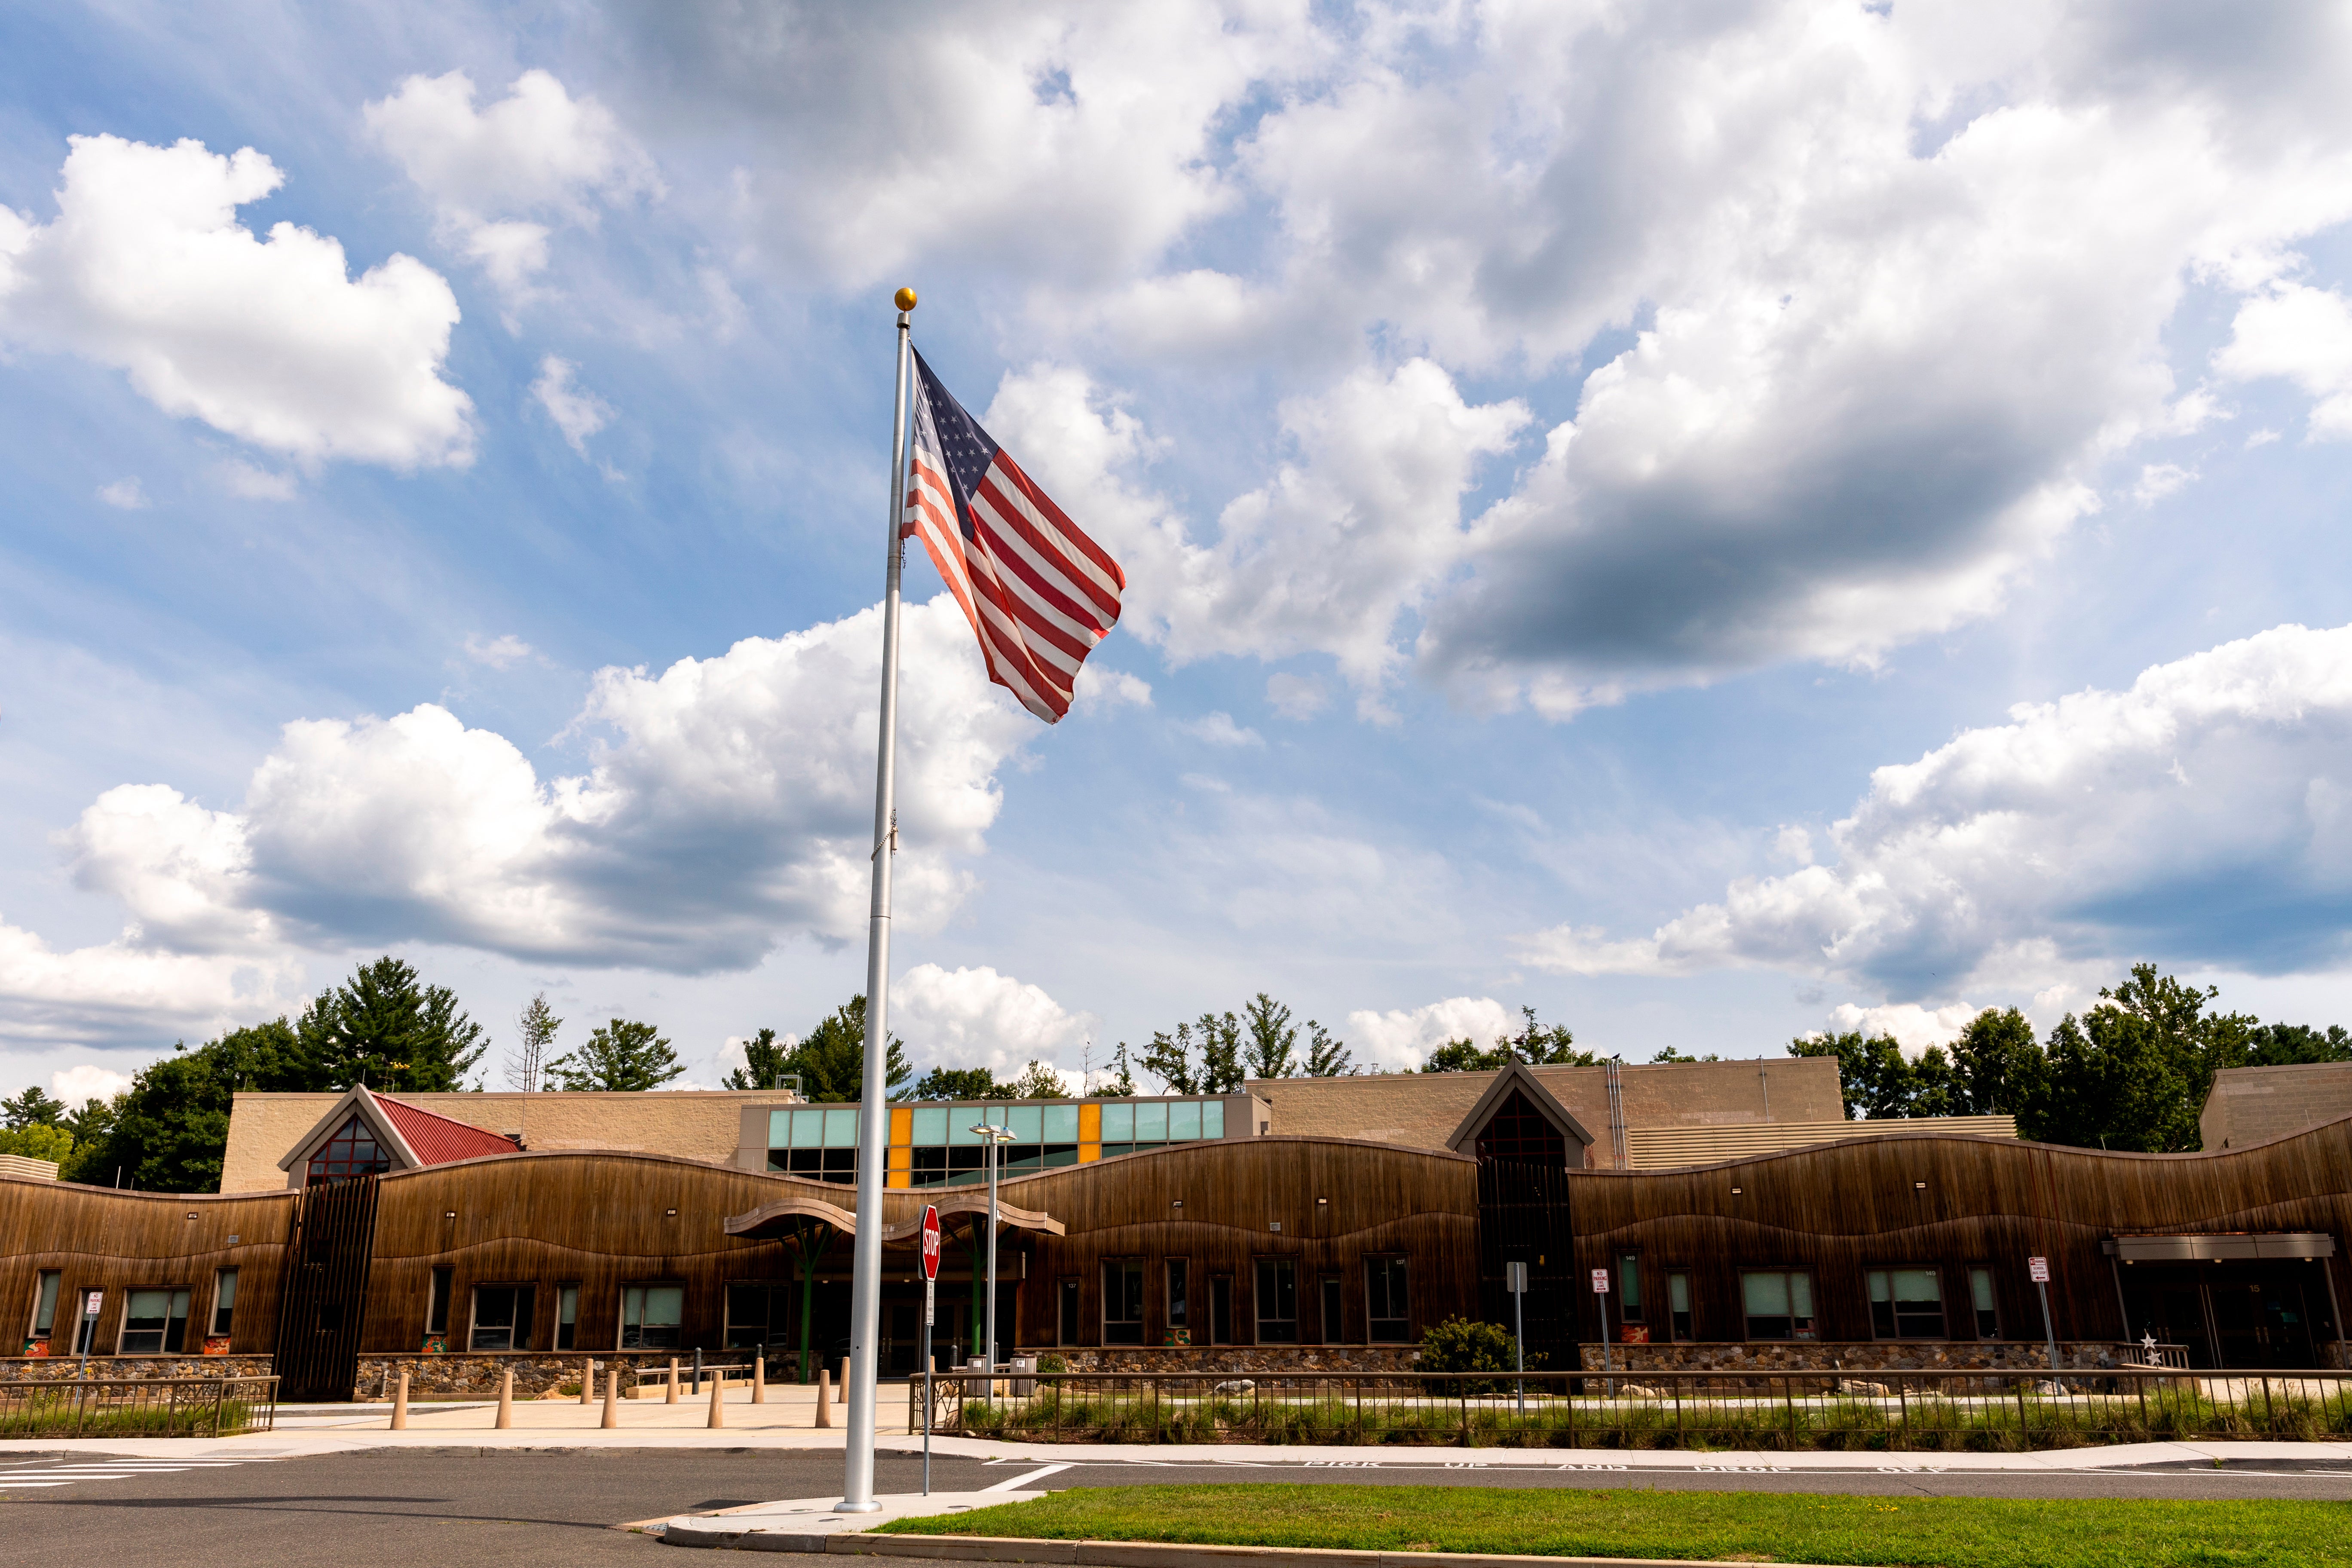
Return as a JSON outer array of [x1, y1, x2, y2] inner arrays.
[[8, 1, 2352, 1107]]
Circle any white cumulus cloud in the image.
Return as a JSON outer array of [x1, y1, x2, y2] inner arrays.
[[1521, 622, 2352, 1000], [0, 135, 472, 468], [365, 69, 658, 293], [530, 355, 613, 457], [892, 963, 1095, 1078], [1344, 996, 1518, 1074], [2215, 283, 2352, 441]]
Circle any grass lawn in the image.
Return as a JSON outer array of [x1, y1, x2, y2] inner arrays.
[[876, 1482, 2352, 1567]]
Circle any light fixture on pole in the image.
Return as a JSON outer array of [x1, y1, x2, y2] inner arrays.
[[971, 1121, 1016, 1399]]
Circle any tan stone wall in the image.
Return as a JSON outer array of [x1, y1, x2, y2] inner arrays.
[[1018, 1345, 1422, 1375], [219, 1090, 799, 1193], [1247, 1057, 1846, 1169], [2201, 1063, 2352, 1152], [0, 1354, 274, 1383]]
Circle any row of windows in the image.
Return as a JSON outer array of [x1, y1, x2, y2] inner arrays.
[[21, 1269, 239, 1356], [1605, 1256, 2006, 1342], [767, 1099, 1230, 1187], [1063, 1257, 1414, 1346]]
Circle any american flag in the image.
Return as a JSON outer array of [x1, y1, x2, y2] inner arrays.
[[900, 349, 1126, 723]]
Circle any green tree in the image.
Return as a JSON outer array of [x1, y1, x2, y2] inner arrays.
[[2245, 1022, 2352, 1066], [2, 1085, 67, 1129], [1947, 1007, 2044, 1115], [1242, 993, 1298, 1079], [0, 1124, 73, 1162], [773, 995, 911, 1101], [1648, 1046, 1722, 1064], [1143, 1011, 1242, 1094], [1423, 1006, 1592, 1072], [543, 1019, 685, 1092], [1303, 1020, 1353, 1077], [1096, 1042, 1138, 1097], [62, 1020, 319, 1192], [725, 1027, 798, 1091], [910, 1065, 1001, 1101], [1787, 1030, 1917, 1119], [301, 956, 487, 1091], [1004, 1060, 1068, 1099], [506, 992, 561, 1092]]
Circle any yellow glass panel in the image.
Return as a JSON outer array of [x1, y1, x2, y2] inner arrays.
[[890, 1106, 913, 1145], [887, 1169, 910, 1189], [1079, 1142, 1101, 1163], [1079, 1103, 1101, 1142], [887, 1145, 912, 1171]]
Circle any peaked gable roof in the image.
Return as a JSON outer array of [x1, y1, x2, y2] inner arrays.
[[1444, 1057, 1596, 1155], [276, 1083, 515, 1176]]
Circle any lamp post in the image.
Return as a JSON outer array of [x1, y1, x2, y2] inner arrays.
[[971, 1122, 1016, 1400]]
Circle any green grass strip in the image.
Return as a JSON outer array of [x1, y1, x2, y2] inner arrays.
[[875, 1482, 2352, 1567]]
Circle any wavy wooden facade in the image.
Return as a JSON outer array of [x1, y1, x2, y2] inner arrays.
[[7, 1119, 2350, 1389]]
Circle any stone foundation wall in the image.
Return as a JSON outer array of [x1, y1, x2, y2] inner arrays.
[[354, 1350, 775, 1400], [0, 1354, 274, 1384], [1017, 1345, 1422, 1375], [1576, 1340, 2139, 1374]]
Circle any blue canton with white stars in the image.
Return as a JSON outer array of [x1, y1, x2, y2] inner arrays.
[[914, 349, 1001, 541]]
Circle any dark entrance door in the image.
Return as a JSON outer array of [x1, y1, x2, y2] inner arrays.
[[274, 1176, 379, 1401], [1477, 1159, 1575, 1370], [2125, 1262, 2327, 1369]]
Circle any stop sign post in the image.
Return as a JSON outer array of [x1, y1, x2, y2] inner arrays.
[[919, 1205, 940, 1494]]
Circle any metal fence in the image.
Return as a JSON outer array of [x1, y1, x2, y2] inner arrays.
[[0, 1375, 279, 1439], [914, 1367, 2352, 1452]]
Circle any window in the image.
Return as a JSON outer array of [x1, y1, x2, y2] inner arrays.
[[1867, 1268, 1945, 1339], [622, 1283, 683, 1350], [1741, 1270, 1817, 1340], [119, 1289, 190, 1355], [1617, 1253, 1645, 1328], [1667, 1271, 1694, 1342], [1967, 1267, 2000, 1338], [29, 1270, 61, 1344], [426, 1268, 454, 1336], [306, 1113, 391, 1184], [724, 1284, 774, 1352], [1471, 1090, 1567, 1164], [1319, 1276, 1343, 1343], [469, 1284, 535, 1351], [210, 1268, 238, 1338], [556, 1284, 580, 1351], [1166, 1259, 1189, 1339], [72, 1290, 101, 1355], [1103, 1260, 1145, 1344], [1058, 1278, 1081, 1345], [1210, 1275, 1234, 1344], [1367, 1257, 1409, 1341], [1255, 1258, 1297, 1343]]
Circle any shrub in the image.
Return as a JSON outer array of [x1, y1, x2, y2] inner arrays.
[[1417, 1316, 1540, 1394]]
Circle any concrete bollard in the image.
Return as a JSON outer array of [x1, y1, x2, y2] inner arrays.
[[707, 1369, 726, 1428], [815, 1368, 832, 1427], [753, 1354, 765, 1404], [580, 1359, 594, 1406], [666, 1357, 680, 1404], [601, 1363, 619, 1429], [837, 1357, 849, 1403], [391, 1371, 410, 1430], [495, 1368, 514, 1429]]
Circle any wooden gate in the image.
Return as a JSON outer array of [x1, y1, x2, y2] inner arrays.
[[273, 1176, 380, 1402]]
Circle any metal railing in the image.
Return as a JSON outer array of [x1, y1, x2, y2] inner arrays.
[[0, 1375, 278, 1439], [914, 1367, 2352, 1452], [628, 1360, 755, 1396]]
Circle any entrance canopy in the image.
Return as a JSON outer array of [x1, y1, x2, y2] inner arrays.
[[2107, 1231, 2335, 1263], [723, 1192, 1063, 1244]]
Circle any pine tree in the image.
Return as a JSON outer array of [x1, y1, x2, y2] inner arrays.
[[1143, 1012, 1243, 1094], [1303, 1020, 1353, 1077], [1, 1085, 67, 1130], [543, 1019, 686, 1092], [299, 956, 487, 1091], [774, 996, 910, 1101], [724, 1026, 799, 1091], [506, 993, 561, 1092]]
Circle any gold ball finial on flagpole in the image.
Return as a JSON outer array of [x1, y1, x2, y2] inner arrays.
[[894, 287, 918, 312]]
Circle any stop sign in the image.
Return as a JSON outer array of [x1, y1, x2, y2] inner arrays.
[[919, 1204, 941, 1281]]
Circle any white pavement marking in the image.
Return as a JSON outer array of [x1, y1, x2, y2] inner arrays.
[[0, 1457, 278, 1491], [983, 1463, 1071, 1491]]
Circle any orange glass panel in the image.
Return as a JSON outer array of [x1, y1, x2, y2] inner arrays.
[[890, 1106, 913, 1145], [1079, 1103, 1101, 1142], [1079, 1143, 1101, 1164]]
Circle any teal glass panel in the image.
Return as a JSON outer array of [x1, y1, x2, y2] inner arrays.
[[768, 1110, 793, 1147], [822, 1108, 858, 1148], [950, 1109, 982, 1145], [1101, 1102, 1134, 1141], [912, 1106, 948, 1145], [789, 1110, 824, 1148], [1007, 1105, 1042, 1142], [1203, 1100, 1224, 1138], [1043, 1104, 1079, 1142], [1168, 1100, 1201, 1140], [1137, 1101, 1168, 1141]]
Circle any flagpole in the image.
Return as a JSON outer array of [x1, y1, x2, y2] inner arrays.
[[842, 285, 917, 1513]]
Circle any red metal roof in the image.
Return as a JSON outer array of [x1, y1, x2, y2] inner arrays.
[[374, 1094, 518, 1167]]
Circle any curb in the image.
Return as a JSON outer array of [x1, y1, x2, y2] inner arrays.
[[665, 1532, 1855, 1567]]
